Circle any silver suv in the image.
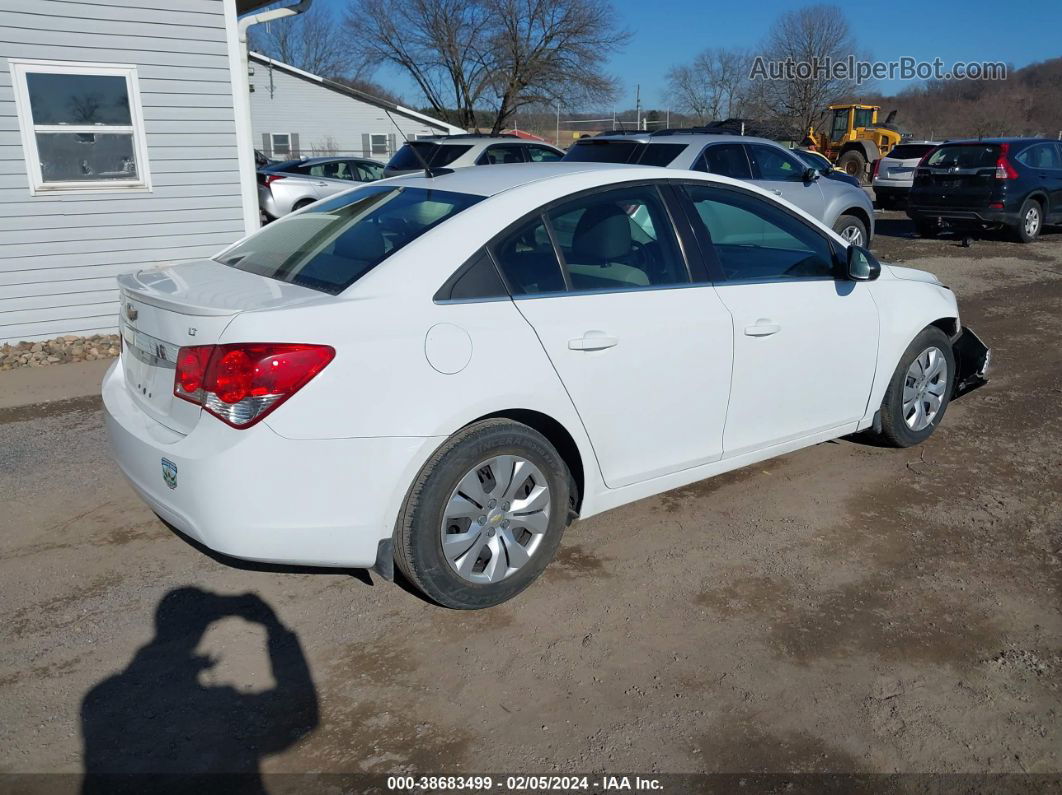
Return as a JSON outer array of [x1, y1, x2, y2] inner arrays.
[[383, 134, 565, 177], [564, 131, 875, 246]]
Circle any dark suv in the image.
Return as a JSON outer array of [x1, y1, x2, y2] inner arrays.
[[907, 138, 1062, 243]]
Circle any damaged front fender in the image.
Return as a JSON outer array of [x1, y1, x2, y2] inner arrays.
[[952, 327, 990, 398]]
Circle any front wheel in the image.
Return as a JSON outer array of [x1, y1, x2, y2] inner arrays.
[[394, 419, 571, 609], [875, 327, 956, 448], [833, 214, 868, 247]]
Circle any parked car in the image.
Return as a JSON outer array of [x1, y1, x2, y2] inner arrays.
[[105, 163, 988, 609], [908, 138, 1062, 242], [257, 156, 385, 220], [563, 131, 876, 246], [792, 148, 862, 188], [872, 141, 940, 209], [383, 134, 564, 177]]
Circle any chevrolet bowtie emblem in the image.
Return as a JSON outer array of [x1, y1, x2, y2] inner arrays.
[[125, 303, 138, 322]]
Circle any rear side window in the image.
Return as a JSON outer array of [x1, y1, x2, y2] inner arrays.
[[926, 145, 999, 169], [1015, 143, 1061, 170], [387, 142, 472, 170], [697, 144, 752, 179], [547, 185, 688, 291], [887, 144, 936, 161], [216, 186, 482, 294], [436, 249, 507, 301], [477, 145, 526, 165], [562, 139, 641, 163], [491, 216, 566, 295], [527, 145, 563, 162]]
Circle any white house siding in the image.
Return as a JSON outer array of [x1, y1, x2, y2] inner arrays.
[[249, 56, 459, 161], [0, 0, 246, 345]]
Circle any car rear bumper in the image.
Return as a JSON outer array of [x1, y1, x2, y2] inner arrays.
[[102, 359, 439, 569], [907, 206, 1019, 226]]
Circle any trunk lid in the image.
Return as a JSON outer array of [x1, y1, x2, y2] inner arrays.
[[117, 259, 323, 434]]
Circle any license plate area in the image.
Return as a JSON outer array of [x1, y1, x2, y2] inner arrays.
[[121, 323, 194, 428]]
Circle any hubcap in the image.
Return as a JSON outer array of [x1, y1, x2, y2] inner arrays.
[[440, 455, 551, 584], [1025, 207, 1040, 236], [840, 225, 864, 246], [902, 346, 948, 431]]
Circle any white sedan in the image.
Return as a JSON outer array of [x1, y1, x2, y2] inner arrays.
[[103, 163, 989, 609]]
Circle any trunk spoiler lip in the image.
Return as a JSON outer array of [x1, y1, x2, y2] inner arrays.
[[117, 271, 241, 317]]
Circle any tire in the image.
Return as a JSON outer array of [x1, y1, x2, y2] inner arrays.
[[837, 150, 868, 184], [876, 326, 956, 448], [1012, 197, 1043, 243], [833, 214, 868, 247], [394, 419, 571, 609], [292, 198, 315, 212]]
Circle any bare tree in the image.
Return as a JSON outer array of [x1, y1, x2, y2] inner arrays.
[[344, 0, 628, 131], [249, 2, 357, 78], [755, 4, 860, 134], [666, 48, 752, 123]]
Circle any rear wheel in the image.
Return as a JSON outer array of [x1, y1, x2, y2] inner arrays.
[[833, 214, 868, 247], [292, 198, 315, 212], [394, 419, 571, 609], [1012, 198, 1042, 243], [876, 327, 955, 448]]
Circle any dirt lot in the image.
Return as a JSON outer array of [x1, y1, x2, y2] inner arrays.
[[1, 212, 1060, 787]]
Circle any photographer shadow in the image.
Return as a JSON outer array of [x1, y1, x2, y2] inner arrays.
[[81, 587, 319, 793]]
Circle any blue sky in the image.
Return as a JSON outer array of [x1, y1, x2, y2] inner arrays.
[[323, 0, 1060, 108]]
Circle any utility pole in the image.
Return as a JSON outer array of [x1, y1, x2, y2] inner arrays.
[[556, 101, 561, 147], [635, 84, 641, 132]]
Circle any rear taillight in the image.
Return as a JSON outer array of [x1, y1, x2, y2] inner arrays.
[[263, 174, 286, 187], [994, 143, 1018, 180], [871, 159, 881, 179], [174, 343, 334, 428]]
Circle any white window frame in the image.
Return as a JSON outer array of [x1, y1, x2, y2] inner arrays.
[[370, 133, 389, 156], [8, 58, 152, 196], [271, 133, 291, 156]]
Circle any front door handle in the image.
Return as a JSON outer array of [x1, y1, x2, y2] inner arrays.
[[568, 332, 618, 351], [771, 189, 783, 195], [744, 320, 781, 337]]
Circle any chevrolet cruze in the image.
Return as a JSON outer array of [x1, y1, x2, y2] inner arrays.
[[104, 163, 988, 609]]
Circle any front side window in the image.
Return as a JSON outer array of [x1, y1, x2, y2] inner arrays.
[[697, 144, 752, 179], [747, 144, 805, 182], [684, 184, 835, 281], [547, 185, 688, 292], [215, 186, 482, 294], [10, 60, 151, 193], [272, 134, 291, 157]]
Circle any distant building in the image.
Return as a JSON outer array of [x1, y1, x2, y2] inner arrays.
[[249, 53, 462, 162]]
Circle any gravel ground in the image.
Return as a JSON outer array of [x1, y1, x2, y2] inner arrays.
[[0, 212, 1060, 787], [0, 334, 119, 371]]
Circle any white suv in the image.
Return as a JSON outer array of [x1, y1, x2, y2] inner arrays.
[[872, 141, 940, 209], [384, 134, 564, 177]]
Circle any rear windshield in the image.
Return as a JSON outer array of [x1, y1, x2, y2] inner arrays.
[[387, 142, 472, 171], [888, 144, 936, 161], [215, 186, 482, 294], [926, 144, 999, 169], [562, 139, 686, 167]]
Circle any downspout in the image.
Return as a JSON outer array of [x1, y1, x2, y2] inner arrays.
[[228, 0, 313, 234]]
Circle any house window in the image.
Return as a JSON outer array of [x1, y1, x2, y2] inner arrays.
[[272, 134, 291, 157], [370, 134, 389, 156], [9, 59, 151, 194]]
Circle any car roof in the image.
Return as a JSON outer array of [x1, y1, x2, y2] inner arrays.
[[377, 162, 639, 197], [418, 135, 547, 145], [589, 132, 779, 147], [937, 137, 1054, 145]]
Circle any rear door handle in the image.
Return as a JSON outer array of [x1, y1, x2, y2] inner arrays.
[[568, 333, 618, 351], [771, 189, 782, 195], [744, 320, 781, 337]]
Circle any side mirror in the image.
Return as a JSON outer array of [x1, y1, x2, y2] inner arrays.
[[847, 244, 881, 281], [803, 166, 820, 183]]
